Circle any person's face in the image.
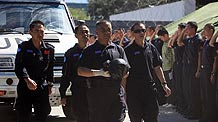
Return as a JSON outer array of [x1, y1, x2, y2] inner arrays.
[[127, 30, 133, 38], [76, 25, 90, 44], [96, 22, 112, 42], [177, 26, 184, 35], [146, 28, 154, 36], [29, 24, 45, 42], [89, 36, 96, 44], [202, 26, 213, 38], [132, 24, 146, 41], [158, 34, 168, 42], [185, 24, 196, 36]]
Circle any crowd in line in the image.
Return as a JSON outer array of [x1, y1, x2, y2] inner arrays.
[[14, 19, 218, 122], [62, 20, 218, 122], [110, 21, 218, 122], [60, 20, 218, 122]]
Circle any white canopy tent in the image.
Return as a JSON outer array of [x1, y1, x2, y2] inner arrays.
[[109, 0, 196, 22]]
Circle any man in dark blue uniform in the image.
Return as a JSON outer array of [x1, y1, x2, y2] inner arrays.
[[77, 20, 129, 122], [177, 21, 203, 119], [124, 22, 171, 122], [210, 31, 218, 117], [200, 26, 218, 122], [215, 34, 218, 121], [15, 20, 54, 122], [59, 24, 90, 122], [168, 23, 186, 114]]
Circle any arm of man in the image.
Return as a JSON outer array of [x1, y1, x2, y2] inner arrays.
[[177, 28, 186, 46], [149, 26, 160, 43], [118, 28, 126, 47], [168, 30, 180, 48], [15, 43, 37, 90], [210, 56, 217, 84], [77, 66, 110, 77], [195, 47, 202, 78], [154, 65, 171, 97], [209, 31, 218, 47], [45, 46, 55, 95], [59, 53, 71, 105], [24, 77, 37, 90]]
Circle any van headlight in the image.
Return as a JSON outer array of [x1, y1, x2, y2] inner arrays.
[[0, 57, 14, 70]]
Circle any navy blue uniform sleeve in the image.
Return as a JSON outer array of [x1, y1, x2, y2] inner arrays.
[[215, 43, 218, 57], [151, 44, 163, 68], [45, 47, 54, 82], [15, 44, 29, 80], [59, 52, 71, 98]]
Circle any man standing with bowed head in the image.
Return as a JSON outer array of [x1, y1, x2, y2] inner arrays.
[[15, 20, 54, 122], [77, 20, 129, 122]]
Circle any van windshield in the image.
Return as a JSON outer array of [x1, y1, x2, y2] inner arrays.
[[0, 3, 74, 34]]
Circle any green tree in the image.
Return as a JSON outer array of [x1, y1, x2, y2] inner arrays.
[[88, 0, 181, 20], [69, 8, 90, 20], [88, 0, 127, 20]]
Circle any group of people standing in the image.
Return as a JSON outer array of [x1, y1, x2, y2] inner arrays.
[[59, 20, 171, 122], [147, 22, 218, 122], [14, 19, 218, 122], [173, 22, 218, 122]]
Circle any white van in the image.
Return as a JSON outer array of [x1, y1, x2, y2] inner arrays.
[[0, 0, 77, 118]]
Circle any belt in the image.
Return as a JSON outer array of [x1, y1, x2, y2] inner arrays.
[[86, 77, 119, 88], [74, 80, 88, 88]]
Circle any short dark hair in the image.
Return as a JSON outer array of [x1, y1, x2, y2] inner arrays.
[[204, 23, 215, 34], [187, 21, 198, 32], [74, 24, 88, 34], [130, 22, 145, 31], [96, 20, 111, 29], [90, 33, 97, 39], [178, 23, 186, 29], [29, 20, 44, 31], [157, 28, 169, 36], [146, 26, 155, 31]]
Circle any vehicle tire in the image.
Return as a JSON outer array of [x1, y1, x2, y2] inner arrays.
[[62, 96, 76, 120]]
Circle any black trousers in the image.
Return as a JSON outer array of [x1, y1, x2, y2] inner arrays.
[[87, 84, 126, 122], [16, 84, 51, 122], [173, 62, 185, 111], [188, 64, 201, 117], [72, 86, 89, 122], [182, 62, 201, 116], [200, 67, 218, 122], [126, 81, 159, 122], [182, 62, 191, 114]]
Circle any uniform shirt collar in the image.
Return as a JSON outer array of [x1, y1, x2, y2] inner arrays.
[[29, 39, 47, 49], [132, 40, 148, 49], [95, 40, 116, 49]]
